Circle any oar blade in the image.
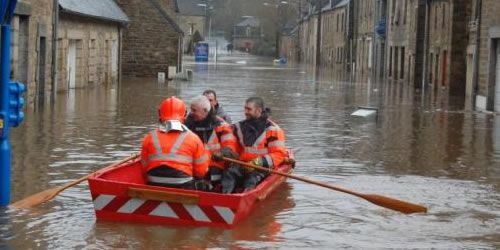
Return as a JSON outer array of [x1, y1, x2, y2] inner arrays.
[[363, 194, 427, 214], [9, 187, 63, 209]]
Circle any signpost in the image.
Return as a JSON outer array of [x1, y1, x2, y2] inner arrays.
[[1, 0, 22, 206], [194, 42, 209, 62]]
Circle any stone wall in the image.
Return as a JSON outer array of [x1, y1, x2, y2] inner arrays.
[[57, 15, 122, 91], [12, 0, 55, 103], [320, 6, 348, 73], [115, 0, 181, 77], [476, 0, 500, 110]]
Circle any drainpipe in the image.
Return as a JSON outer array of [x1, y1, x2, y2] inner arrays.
[[421, 0, 430, 94], [472, 0, 482, 109], [50, 0, 59, 98], [315, 0, 322, 70]]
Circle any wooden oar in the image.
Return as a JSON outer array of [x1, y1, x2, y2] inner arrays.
[[10, 154, 140, 209], [222, 157, 428, 214]]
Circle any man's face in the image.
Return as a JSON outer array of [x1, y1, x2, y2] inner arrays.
[[244, 102, 262, 120], [191, 103, 209, 122], [204, 93, 218, 108]]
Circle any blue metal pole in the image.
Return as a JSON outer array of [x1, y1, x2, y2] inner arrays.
[[0, 24, 12, 206]]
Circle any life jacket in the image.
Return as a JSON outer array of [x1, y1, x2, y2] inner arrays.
[[186, 115, 238, 169], [140, 127, 209, 178], [234, 119, 287, 168]]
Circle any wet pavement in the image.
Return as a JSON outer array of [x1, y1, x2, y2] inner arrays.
[[1, 54, 499, 249]]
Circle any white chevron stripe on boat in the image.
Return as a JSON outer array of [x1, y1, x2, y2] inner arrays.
[[150, 202, 178, 218], [214, 206, 235, 224], [183, 204, 211, 222], [117, 198, 145, 213], [93, 195, 116, 210]]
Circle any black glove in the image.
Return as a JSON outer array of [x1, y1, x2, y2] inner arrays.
[[220, 147, 239, 159], [211, 152, 223, 161]]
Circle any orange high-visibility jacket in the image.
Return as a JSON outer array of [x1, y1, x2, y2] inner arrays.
[[141, 129, 209, 178], [234, 120, 287, 168], [205, 120, 238, 169]]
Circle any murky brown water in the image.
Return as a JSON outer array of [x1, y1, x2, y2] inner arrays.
[[1, 54, 499, 249]]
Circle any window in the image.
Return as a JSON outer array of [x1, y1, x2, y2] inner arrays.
[[400, 47, 405, 79], [403, 0, 408, 25]]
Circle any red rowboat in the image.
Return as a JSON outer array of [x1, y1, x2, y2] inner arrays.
[[87, 152, 294, 228]]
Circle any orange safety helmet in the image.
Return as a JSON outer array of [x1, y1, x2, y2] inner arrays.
[[158, 96, 186, 122]]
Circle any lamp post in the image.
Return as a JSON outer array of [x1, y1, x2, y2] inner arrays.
[[198, 0, 213, 41], [264, 1, 293, 58]]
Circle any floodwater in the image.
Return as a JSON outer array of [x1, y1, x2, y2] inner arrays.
[[1, 54, 499, 249]]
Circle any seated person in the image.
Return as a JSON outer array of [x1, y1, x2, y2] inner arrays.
[[140, 97, 210, 190]]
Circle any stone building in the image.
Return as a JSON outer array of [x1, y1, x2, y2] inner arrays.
[[320, 0, 351, 74], [354, 0, 375, 79], [115, 0, 184, 77], [467, 0, 500, 111], [177, 0, 206, 53], [425, 0, 470, 96], [12, 0, 56, 102], [385, 0, 426, 87], [56, 0, 129, 91], [298, 14, 318, 65], [12, 0, 129, 102], [233, 16, 262, 52]]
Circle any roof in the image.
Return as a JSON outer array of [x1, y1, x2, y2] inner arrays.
[[335, 0, 350, 8], [59, 0, 129, 24], [235, 17, 260, 27], [178, 0, 206, 16], [147, 0, 184, 35]]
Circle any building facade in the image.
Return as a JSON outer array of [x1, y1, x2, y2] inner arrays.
[[320, 0, 350, 74], [386, 0, 426, 87], [56, 0, 128, 91], [468, 0, 500, 111], [115, 0, 183, 77], [354, 0, 376, 79], [12, 0, 55, 102], [425, 0, 470, 96]]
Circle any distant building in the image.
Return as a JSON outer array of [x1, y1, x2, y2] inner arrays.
[[233, 17, 262, 52], [425, 0, 470, 96], [12, 0, 128, 102], [57, 0, 129, 90], [115, 0, 184, 77], [12, 0, 56, 102], [320, 0, 351, 74], [467, 0, 500, 111], [177, 0, 206, 53]]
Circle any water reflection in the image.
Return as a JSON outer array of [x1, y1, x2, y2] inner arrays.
[[4, 55, 500, 249]]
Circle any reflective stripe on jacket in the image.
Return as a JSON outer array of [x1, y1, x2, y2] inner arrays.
[[205, 121, 238, 169], [234, 120, 287, 168], [141, 129, 209, 178]]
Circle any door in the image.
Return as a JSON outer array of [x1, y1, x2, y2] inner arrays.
[[67, 40, 77, 89], [110, 40, 118, 84], [495, 42, 500, 112]]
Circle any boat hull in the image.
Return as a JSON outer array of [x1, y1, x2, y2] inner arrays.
[[88, 157, 293, 228]]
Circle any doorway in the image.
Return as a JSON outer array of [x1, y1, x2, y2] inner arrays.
[[67, 40, 77, 89], [495, 41, 500, 111]]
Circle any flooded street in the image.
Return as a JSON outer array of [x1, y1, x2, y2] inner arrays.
[[1, 54, 499, 249]]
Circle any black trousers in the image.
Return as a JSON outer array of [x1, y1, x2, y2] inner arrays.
[[221, 164, 268, 193], [147, 165, 211, 191]]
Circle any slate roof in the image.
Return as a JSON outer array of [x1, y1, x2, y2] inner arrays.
[[59, 0, 129, 24], [235, 17, 260, 27], [178, 0, 206, 16]]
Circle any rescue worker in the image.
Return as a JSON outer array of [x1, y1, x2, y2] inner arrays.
[[221, 97, 287, 193], [185, 95, 238, 187], [203, 89, 232, 123], [140, 97, 210, 190]]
